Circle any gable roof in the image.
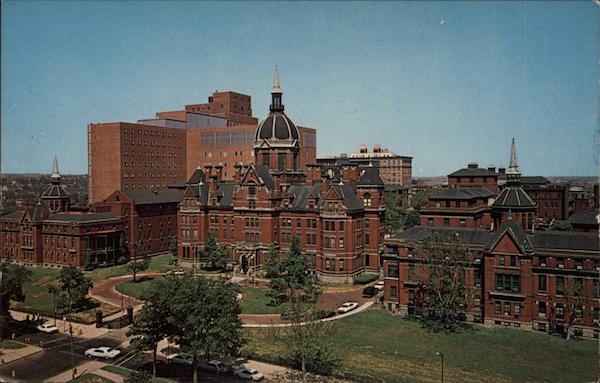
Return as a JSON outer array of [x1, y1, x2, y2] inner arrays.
[[186, 168, 205, 184], [253, 165, 274, 190], [357, 167, 384, 187], [489, 216, 533, 254]]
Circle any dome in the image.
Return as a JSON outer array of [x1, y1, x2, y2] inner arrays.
[[255, 112, 299, 141]]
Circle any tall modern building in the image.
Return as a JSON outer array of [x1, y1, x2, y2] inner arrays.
[[88, 80, 316, 203]]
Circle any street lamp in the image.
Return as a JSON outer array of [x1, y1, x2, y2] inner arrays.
[[435, 351, 444, 383]]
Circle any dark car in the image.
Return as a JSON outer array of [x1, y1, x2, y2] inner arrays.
[[362, 286, 378, 297]]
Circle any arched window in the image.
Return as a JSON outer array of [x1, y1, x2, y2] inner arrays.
[[363, 193, 372, 207]]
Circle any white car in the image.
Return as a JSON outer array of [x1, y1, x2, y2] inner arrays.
[[84, 346, 121, 359], [336, 302, 359, 314], [234, 367, 264, 381], [374, 281, 385, 291], [36, 323, 58, 333], [167, 353, 193, 366]]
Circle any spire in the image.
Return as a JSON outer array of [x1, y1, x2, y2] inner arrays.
[[506, 137, 521, 185], [272, 65, 281, 93], [270, 65, 284, 112], [51, 156, 61, 184]]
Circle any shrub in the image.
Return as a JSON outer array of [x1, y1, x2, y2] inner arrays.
[[353, 273, 379, 285]]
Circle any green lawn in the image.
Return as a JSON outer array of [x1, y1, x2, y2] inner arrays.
[[244, 308, 597, 383], [115, 278, 162, 300], [0, 340, 26, 349], [69, 373, 115, 383], [101, 365, 176, 383], [11, 255, 174, 323], [87, 254, 176, 283]]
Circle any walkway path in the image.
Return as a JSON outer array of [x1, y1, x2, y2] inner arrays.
[[43, 360, 125, 383], [91, 273, 377, 327]]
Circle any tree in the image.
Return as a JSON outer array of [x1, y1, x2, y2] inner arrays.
[[262, 245, 280, 278], [385, 194, 421, 235], [124, 369, 152, 383], [58, 266, 92, 313], [0, 263, 31, 338], [118, 235, 129, 264], [170, 275, 244, 383], [415, 233, 473, 332], [169, 238, 178, 265], [202, 232, 228, 270], [551, 222, 572, 231], [127, 242, 150, 283], [404, 209, 421, 229], [411, 190, 433, 210], [127, 278, 176, 378], [563, 283, 585, 340], [266, 236, 312, 305]]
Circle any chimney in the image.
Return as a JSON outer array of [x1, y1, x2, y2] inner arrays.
[[204, 165, 213, 178], [214, 165, 223, 182], [321, 175, 330, 197], [306, 164, 321, 186], [487, 165, 496, 173], [342, 165, 359, 183], [233, 164, 242, 183], [498, 167, 506, 175], [467, 162, 478, 169], [273, 174, 281, 195]]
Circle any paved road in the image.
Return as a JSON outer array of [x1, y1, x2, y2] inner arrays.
[[0, 327, 129, 382]]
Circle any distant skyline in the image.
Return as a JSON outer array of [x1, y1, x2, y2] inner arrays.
[[1, 1, 598, 177]]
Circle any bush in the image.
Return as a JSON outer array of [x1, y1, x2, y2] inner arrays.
[[353, 273, 379, 285], [313, 310, 336, 320], [117, 256, 128, 265]]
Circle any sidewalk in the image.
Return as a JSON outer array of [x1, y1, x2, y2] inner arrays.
[[0, 344, 42, 365], [10, 310, 109, 339], [43, 360, 124, 383]]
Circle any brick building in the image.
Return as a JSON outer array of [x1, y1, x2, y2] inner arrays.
[[89, 82, 316, 203], [521, 177, 569, 222], [1, 160, 124, 268], [382, 218, 600, 338], [176, 75, 385, 283], [318, 144, 412, 188]]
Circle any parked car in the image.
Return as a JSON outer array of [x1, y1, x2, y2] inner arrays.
[[167, 353, 194, 366], [336, 302, 359, 314], [36, 323, 59, 333], [202, 359, 228, 374], [234, 367, 264, 381], [374, 281, 385, 291], [84, 346, 121, 359], [362, 286, 378, 297]]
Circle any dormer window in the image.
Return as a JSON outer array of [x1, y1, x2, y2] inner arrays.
[[248, 183, 256, 198], [363, 193, 372, 207]]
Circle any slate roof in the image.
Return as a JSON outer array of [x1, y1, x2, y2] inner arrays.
[[392, 226, 493, 246], [286, 184, 323, 210], [448, 168, 498, 177], [0, 210, 26, 222], [357, 167, 384, 187], [41, 184, 69, 199], [186, 168, 205, 184], [392, 221, 599, 253], [492, 186, 536, 208], [329, 184, 363, 211], [255, 112, 299, 141], [569, 207, 599, 226], [123, 189, 184, 205], [46, 212, 120, 223], [430, 187, 493, 200], [185, 182, 235, 208], [253, 165, 274, 190]]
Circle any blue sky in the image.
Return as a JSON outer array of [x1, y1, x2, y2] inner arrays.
[[1, 1, 598, 176]]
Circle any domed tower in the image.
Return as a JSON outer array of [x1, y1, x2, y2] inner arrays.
[[41, 156, 70, 213], [254, 67, 301, 173], [491, 138, 537, 232]]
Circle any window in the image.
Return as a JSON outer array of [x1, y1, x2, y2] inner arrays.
[[390, 285, 397, 298], [428, 218, 434, 226], [514, 303, 520, 318], [443, 218, 449, 226], [248, 183, 256, 198], [495, 274, 520, 292], [504, 302, 511, 316], [556, 276, 565, 295], [339, 237, 344, 248], [388, 264, 399, 278], [495, 302, 501, 315], [459, 219, 466, 227], [363, 193, 372, 207], [538, 275, 547, 292], [499, 255, 505, 266], [278, 153, 286, 171], [510, 256, 516, 267], [539, 301, 546, 316], [556, 304, 564, 318], [263, 153, 270, 167]]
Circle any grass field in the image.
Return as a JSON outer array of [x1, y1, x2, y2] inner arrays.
[[69, 373, 115, 383], [115, 278, 162, 300], [11, 254, 175, 322], [244, 308, 597, 383], [0, 340, 26, 349]]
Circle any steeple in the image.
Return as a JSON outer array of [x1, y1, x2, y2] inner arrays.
[[270, 65, 284, 112], [51, 156, 61, 184], [506, 137, 521, 185]]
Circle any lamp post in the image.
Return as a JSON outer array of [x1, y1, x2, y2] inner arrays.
[[48, 285, 57, 327], [435, 351, 444, 383]]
